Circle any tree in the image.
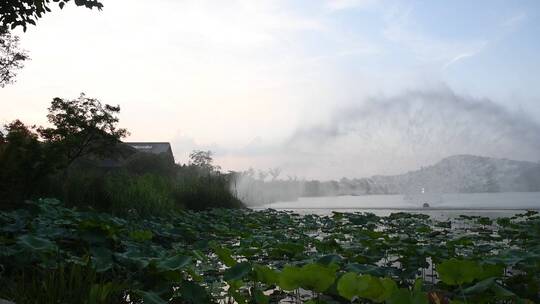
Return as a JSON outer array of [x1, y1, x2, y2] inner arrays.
[[38, 93, 128, 169], [0, 0, 103, 31], [0, 120, 49, 207], [189, 150, 220, 173], [0, 29, 28, 87], [0, 0, 103, 87]]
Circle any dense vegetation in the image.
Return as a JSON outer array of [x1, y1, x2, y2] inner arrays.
[[0, 95, 243, 213], [0, 199, 538, 303]]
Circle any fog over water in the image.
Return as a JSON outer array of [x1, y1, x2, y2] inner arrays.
[[264, 192, 540, 210]]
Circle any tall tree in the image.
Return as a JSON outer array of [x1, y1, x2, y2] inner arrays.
[[38, 93, 128, 169]]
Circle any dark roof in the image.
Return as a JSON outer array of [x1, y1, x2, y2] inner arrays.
[[125, 142, 172, 155]]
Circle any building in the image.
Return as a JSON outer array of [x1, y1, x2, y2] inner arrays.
[[125, 142, 175, 164], [92, 142, 175, 168]]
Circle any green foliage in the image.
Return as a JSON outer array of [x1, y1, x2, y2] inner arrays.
[[156, 255, 191, 272], [88, 282, 125, 304], [56, 168, 178, 216], [0, 198, 539, 303], [17, 234, 57, 252], [211, 242, 237, 267], [437, 259, 483, 285], [279, 263, 337, 292], [337, 272, 397, 302], [0, 263, 124, 304], [253, 265, 280, 285], [56, 155, 243, 214], [386, 288, 428, 304], [177, 280, 211, 304], [103, 172, 176, 216], [140, 291, 167, 304], [129, 229, 153, 242], [224, 262, 252, 281], [253, 288, 270, 304]]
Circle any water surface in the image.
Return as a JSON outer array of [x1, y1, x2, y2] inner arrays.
[[255, 192, 540, 218]]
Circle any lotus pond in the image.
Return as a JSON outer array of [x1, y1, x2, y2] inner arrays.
[[0, 199, 539, 303]]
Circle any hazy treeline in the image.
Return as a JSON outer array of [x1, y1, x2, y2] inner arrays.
[[233, 155, 540, 206], [230, 169, 389, 206], [231, 169, 304, 206]]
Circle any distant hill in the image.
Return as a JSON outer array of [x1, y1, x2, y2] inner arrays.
[[240, 155, 540, 205], [300, 155, 540, 196], [362, 155, 540, 194]]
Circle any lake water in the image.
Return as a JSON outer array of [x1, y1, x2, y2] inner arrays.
[[254, 192, 540, 218]]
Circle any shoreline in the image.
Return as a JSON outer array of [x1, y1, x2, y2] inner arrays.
[[251, 207, 540, 211]]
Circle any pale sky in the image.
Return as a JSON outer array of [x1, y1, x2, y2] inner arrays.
[[1, 0, 539, 179]]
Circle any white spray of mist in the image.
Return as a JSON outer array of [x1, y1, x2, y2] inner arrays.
[[279, 88, 540, 179], [231, 88, 540, 205]]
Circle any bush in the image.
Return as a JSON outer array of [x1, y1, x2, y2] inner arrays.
[[59, 169, 178, 216], [61, 169, 109, 211], [104, 172, 176, 216], [174, 170, 243, 211], [58, 162, 243, 216]]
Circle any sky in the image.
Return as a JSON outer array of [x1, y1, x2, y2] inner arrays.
[[1, 0, 540, 179]]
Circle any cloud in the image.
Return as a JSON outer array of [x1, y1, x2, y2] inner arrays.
[[443, 44, 487, 70], [442, 11, 528, 71]]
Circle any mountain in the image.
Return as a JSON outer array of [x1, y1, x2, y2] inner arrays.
[[310, 155, 540, 196]]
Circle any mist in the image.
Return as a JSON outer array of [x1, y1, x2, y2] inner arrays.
[[227, 87, 540, 205], [234, 87, 540, 180]]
